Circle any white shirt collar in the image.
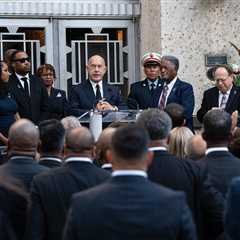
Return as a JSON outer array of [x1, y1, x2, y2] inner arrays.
[[39, 157, 62, 163], [64, 157, 93, 163], [112, 170, 147, 178], [89, 79, 103, 97], [15, 73, 30, 89], [218, 86, 232, 96], [101, 163, 112, 169], [205, 147, 228, 155], [148, 146, 167, 151]]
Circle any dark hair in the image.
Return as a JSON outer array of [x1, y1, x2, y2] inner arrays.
[[0, 61, 10, 97], [162, 55, 179, 71], [111, 124, 149, 160], [37, 64, 56, 79], [136, 109, 172, 140], [39, 119, 65, 154], [203, 109, 232, 142], [165, 103, 185, 128], [10, 50, 27, 62]]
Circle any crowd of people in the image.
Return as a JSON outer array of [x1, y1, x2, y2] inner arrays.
[[0, 49, 240, 240]]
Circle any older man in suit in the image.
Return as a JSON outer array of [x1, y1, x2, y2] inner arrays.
[[136, 109, 224, 240], [25, 126, 110, 240], [9, 50, 49, 124], [128, 52, 163, 109], [197, 64, 240, 124], [63, 124, 196, 240], [69, 55, 126, 116]]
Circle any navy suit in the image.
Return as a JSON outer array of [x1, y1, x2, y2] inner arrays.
[[69, 80, 127, 116], [197, 85, 240, 123], [25, 160, 110, 240], [9, 73, 49, 124], [48, 87, 69, 120], [225, 177, 240, 240], [39, 156, 62, 168], [64, 175, 196, 240], [128, 78, 163, 109]]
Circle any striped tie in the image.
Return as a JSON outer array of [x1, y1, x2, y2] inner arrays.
[[159, 85, 168, 110]]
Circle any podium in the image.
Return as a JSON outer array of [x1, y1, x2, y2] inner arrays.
[[78, 110, 142, 140]]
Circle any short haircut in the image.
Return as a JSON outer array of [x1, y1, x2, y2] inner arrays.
[[37, 64, 56, 78], [61, 116, 81, 131], [111, 124, 149, 160], [10, 50, 26, 62], [136, 109, 172, 140], [162, 55, 179, 71], [203, 109, 232, 142], [165, 103, 185, 128], [213, 64, 233, 77], [39, 119, 65, 154]]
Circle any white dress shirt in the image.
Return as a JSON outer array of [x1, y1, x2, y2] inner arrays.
[[90, 80, 103, 98], [205, 147, 228, 155], [112, 170, 147, 178]]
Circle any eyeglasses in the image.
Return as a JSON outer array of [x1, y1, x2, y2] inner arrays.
[[13, 57, 30, 63], [215, 76, 230, 83]]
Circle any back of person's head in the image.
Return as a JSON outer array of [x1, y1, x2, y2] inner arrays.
[[8, 119, 39, 155], [110, 124, 150, 164], [61, 116, 81, 131], [164, 103, 185, 128], [136, 108, 172, 141], [186, 134, 207, 160], [168, 127, 194, 159], [65, 127, 94, 155], [95, 127, 116, 165], [39, 119, 65, 155], [202, 109, 232, 144]]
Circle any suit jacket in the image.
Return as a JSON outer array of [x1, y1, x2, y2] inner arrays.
[[69, 80, 127, 116], [225, 176, 240, 240], [127, 78, 163, 109], [197, 85, 240, 123], [148, 149, 224, 240], [198, 150, 240, 197], [63, 175, 197, 240], [48, 87, 69, 120], [9, 73, 49, 124], [165, 78, 194, 130], [0, 156, 48, 192], [39, 156, 62, 168], [25, 159, 110, 240]]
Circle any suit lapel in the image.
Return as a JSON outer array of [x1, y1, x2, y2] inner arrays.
[[212, 87, 219, 107], [84, 80, 96, 104], [103, 81, 114, 101], [225, 86, 239, 111], [167, 78, 180, 104]]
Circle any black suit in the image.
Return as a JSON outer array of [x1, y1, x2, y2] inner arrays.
[[148, 149, 224, 240], [198, 150, 240, 197], [39, 156, 62, 168], [69, 80, 127, 116], [48, 87, 69, 120], [63, 174, 197, 240], [128, 78, 163, 109], [197, 85, 240, 123], [25, 159, 110, 240], [9, 73, 49, 124], [0, 156, 48, 192]]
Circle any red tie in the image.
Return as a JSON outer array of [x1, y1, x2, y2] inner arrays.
[[159, 85, 168, 110]]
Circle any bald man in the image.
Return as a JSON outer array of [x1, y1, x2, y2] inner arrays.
[[0, 119, 48, 191], [69, 55, 127, 116], [26, 127, 110, 240]]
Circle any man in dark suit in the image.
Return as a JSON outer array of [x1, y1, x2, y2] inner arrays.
[[128, 52, 163, 109], [9, 50, 49, 124], [38, 119, 65, 168], [200, 109, 240, 197], [69, 55, 126, 116], [197, 64, 240, 123], [160, 55, 194, 130], [25, 126, 110, 240], [225, 177, 240, 240], [0, 119, 48, 192], [63, 125, 196, 240], [136, 109, 224, 240]]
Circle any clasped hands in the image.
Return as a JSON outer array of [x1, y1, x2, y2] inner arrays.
[[96, 100, 118, 112]]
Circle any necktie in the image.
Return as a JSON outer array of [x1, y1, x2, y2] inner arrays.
[[220, 94, 227, 109], [21, 77, 30, 96], [159, 85, 168, 110], [95, 84, 102, 101], [150, 83, 155, 95]]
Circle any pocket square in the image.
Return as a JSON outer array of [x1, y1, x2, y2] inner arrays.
[[56, 92, 62, 97]]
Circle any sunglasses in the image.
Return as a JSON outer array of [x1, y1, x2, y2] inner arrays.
[[13, 57, 30, 63]]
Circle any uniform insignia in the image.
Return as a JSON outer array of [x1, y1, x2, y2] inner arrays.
[[143, 83, 146, 87], [17, 84, 21, 89], [56, 92, 62, 97]]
